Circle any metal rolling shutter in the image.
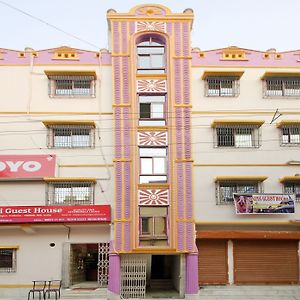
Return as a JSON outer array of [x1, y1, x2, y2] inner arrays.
[[234, 240, 299, 284], [197, 239, 228, 285]]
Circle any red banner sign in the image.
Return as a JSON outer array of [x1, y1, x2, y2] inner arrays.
[[0, 205, 111, 223], [0, 155, 56, 178]]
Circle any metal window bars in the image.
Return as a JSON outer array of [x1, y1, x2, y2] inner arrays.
[[264, 77, 300, 98], [206, 77, 240, 97], [281, 125, 300, 145], [283, 183, 300, 202], [0, 248, 16, 273], [97, 242, 110, 287], [47, 182, 94, 205], [47, 124, 95, 148], [48, 75, 96, 97], [216, 181, 260, 205], [215, 124, 261, 148]]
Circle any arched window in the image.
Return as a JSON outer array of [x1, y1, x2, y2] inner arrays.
[[136, 36, 166, 74]]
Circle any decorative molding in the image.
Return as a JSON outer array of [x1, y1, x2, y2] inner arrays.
[[138, 188, 169, 205], [137, 79, 167, 93], [138, 131, 168, 146], [136, 21, 166, 33]]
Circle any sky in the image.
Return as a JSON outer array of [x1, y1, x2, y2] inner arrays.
[[0, 0, 299, 52]]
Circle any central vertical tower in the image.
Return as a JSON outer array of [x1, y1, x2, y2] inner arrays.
[[107, 5, 198, 299]]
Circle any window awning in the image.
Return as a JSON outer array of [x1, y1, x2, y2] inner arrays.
[[261, 72, 300, 80], [201, 71, 244, 80], [43, 177, 97, 183], [279, 176, 300, 183], [44, 70, 97, 79], [276, 120, 300, 128], [42, 120, 96, 127], [214, 176, 268, 182], [211, 119, 265, 128]]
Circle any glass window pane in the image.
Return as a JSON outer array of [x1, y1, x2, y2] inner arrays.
[[139, 175, 167, 184], [138, 55, 151, 68], [153, 157, 166, 174], [151, 54, 164, 68], [154, 217, 166, 236], [152, 103, 164, 118], [141, 158, 152, 174], [140, 148, 167, 157], [140, 103, 151, 118], [139, 95, 165, 103], [235, 134, 252, 147]]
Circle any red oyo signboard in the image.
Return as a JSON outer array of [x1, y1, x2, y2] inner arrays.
[[0, 205, 111, 224], [0, 155, 56, 178]]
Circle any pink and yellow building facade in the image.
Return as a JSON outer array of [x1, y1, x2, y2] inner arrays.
[[1, 4, 300, 300]]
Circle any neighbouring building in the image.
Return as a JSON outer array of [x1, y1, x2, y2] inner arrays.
[[0, 4, 300, 300]]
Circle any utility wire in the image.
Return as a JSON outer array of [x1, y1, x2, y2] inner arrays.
[[0, 0, 100, 49]]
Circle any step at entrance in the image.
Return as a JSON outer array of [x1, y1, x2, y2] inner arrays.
[[60, 287, 107, 299], [150, 279, 173, 290]]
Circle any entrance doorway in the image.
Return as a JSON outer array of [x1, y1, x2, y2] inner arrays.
[[69, 243, 109, 287], [148, 255, 182, 298]]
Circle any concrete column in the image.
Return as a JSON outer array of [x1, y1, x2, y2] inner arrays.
[[107, 251, 121, 300], [185, 252, 199, 300], [228, 240, 234, 284]]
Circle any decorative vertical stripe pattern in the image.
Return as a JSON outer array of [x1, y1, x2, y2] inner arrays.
[[185, 253, 199, 294], [108, 251, 121, 294]]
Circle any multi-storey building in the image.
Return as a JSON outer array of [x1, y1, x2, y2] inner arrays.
[[0, 4, 300, 300]]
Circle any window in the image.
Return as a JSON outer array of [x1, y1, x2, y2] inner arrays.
[[283, 182, 300, 202], [214, 124, 261, 148], [46, 124, 95, 148], [0, 248, 17, 273], [281, 125, 300, 145], [216, 180, 262, 205], [48, 75, 96, 97], [139, 94, 166, 126], [137, 37, 165, 74], [47, 181, 95, 205], [205, 77, 240, 97], [139, 207, 167, 239], [264, 77, 300, 98], [139, 148, 167, 183]]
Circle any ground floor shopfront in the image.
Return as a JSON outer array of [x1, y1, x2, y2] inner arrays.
[[0, 223, 110, 299], [197, 225, 300, 286]]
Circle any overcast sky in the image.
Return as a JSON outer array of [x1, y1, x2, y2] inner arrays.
[[0, 0, 299, 52]]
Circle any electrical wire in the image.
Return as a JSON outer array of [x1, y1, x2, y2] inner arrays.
[[0, 0, 100, 49]]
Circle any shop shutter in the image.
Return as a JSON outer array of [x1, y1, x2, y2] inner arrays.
[[234, 240, 299, 284], [197, 239, 228, 285]]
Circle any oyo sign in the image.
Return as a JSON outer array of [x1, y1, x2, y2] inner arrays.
[[0, 155, 56, 178]]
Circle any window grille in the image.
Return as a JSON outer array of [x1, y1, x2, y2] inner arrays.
[[281, 125, 300, 146], [48, 75, 96, 97], [138, 94, 166, 126], [283, 183, 300, 202], [0, 248, 16, 273], [47, 124, 95, 148], [264, 77, 300, 98], [205, 77, 240, 97], [214, 124, 261, 148], [139, 147, 167, 183], [137, 37, 165, 74], [47, 181, 95, 205], [216, 181, 261, 205]]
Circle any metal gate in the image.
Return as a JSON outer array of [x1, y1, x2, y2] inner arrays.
[[121, 255, 147, 299], [97, 242, 110, 287]]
